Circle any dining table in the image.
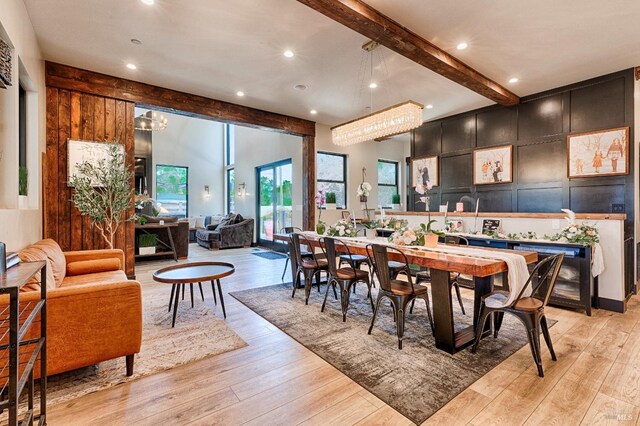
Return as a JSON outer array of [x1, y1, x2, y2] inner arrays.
[[273, 232, 538, 354]]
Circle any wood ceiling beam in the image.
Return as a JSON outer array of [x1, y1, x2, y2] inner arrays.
[[45, 61, 316, 137], [297, 0, 520, 106]]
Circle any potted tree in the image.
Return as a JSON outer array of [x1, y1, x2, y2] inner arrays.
[[18, 166, 28, 209], [325, 192, 337, 210], [138, 234, 157, 255], [68, 139, 134, 249], [391, 193, 401, 210]]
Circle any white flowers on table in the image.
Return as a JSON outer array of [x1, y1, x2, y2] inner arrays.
[[326, 219, 357, 237]]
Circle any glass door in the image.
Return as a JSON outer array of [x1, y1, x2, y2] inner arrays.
[[257, 159, 293, 249]]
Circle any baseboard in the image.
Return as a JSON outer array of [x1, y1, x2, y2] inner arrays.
[[598, 297, 626, 313]]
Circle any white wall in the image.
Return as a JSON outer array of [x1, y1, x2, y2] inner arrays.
[[0, 0, 45, 251], [315, 123, 411, 225], [146, 109, 225, 217], [232, 125, 303, 235]]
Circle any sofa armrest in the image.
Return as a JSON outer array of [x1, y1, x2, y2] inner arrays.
[[218, 219, 254, 247], [64, 249, 125, 272], [46, 280, 142, 374]]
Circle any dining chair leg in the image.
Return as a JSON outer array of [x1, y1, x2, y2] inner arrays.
[[471, 305, 492, 353], [211, 280, 217, 305], [216, 279, 227, 318], [304, 270, 314, 305], [453, 282, 466, 315], [169, 284, 176, 312], [409, 299, 415, 314], [493, 312, 505, 338], [540, 314, 557, 361], [422, 296, 434, 335], [365, 279, 374, 311], [291, 269, 301, 298], [341, 286, 349, 322], [281, 257, 290, 281], [198, 282, 205, 301], [182, 284, 185, 300], [315, 270, 322, 293], [190, 283, 194, 308], [368, 294, 385, 335], [321, 278, 334, 312], [395, 298, 407, 350], [332, 282, 338, 300]]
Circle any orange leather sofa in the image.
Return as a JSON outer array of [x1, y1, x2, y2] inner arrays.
[[15, 239, 142, 377]]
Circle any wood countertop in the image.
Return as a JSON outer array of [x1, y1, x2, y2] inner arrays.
[[377, 211, 626, 221]]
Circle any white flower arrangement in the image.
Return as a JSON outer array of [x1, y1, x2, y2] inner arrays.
[[326, 219, 358, 237], [388, 221, 445, 246], [550, 223, 599, 246], [357, 181, 372, 197]]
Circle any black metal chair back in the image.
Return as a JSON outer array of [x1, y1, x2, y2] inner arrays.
[[444, 235, 469, 246], [369, 244, 415, 294], [291, 233, 319, 266], [515, 253, 565, 307], [281, 226, 303, 234], [321, 237, 359, 279]]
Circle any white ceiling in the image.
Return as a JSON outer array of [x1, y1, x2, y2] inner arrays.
[[24, 0, 640, 127]]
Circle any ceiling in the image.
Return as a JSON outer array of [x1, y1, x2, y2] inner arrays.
[[24, 0, 640, 127]]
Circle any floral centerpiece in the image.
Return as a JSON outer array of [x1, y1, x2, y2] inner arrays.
[[361, 219, 380, 239], [414, 180, 433, 213], [388, 220, 445, 247], [381, 216, 408, 230], [326, 219, 358, 237], [315, 190, 326, 234], [550, 223, 599, 246]]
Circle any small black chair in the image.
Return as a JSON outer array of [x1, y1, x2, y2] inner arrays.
[[367, 244, 434, 349], [280, 226, 313, 281], [320, 237, 374, 321], [290, 233, 329, 305], [471, 253, 565, 377], [414, 235, 468, 315]]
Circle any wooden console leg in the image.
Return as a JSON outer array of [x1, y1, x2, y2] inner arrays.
[[126, 354, 135, 376]]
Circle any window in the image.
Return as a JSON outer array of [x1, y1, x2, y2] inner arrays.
[[18, 84, 26, 168], [225, 124, 234, 166], [317, 151, 347, 209], [377, 160, 399, 208], [227, 168, 235, 213], [225, 124, 235, 213], [156, 165, 188, 217]]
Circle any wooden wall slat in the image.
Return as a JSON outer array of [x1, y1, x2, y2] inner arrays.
[[57, 90, 71, 251], [114, 100, 127, 261], [81, 94, 95, 250], [44, 88, 59, 241], [93, 97, 106, 249], [69, 92, 83, 251], [124, 102, 135, 277]]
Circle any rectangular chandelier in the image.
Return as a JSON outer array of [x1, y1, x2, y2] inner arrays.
[[331, 101, 424, 146]]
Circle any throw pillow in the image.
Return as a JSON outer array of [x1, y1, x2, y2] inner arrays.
[[67, 258, 121, 276], [195, 216, 206, 228], [235, 213, 244, 223]]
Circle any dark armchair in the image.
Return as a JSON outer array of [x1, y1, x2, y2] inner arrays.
[[196, 215, 254, 250]]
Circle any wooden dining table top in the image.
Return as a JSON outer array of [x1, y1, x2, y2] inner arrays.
[[273, 233, 538, 277]]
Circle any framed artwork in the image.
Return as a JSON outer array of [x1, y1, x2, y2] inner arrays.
[[567, 127, 629, 178], [473, 145, 513, 185], [411, 155, 438, 187], [68, 139, 124, 186]]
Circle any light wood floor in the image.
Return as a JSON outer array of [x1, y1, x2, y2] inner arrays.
[[47, 245, 640, 425]]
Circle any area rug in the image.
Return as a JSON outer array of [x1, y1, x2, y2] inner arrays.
[[44, 281, 248, 407], [230, 283, 548, 424], [251, 250, 287, 260]]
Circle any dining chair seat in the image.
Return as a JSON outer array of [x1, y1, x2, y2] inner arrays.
[[301, 259, 328, 269], [390, 280, 429, 296], [515, 297, 544, 312], [388, 260, 405, 270], [335, 268, 369, 280]]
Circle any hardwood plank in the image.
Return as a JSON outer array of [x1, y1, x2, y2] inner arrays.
[[123, 101, 135, 275], [422, 388, 492, 426], [300, 392, 378, 426], [523, 377, 598, 426], [599, 361, 640, 407], [355, 405, 413, 426], [579, 392, 640, 425], [45, 61, 315, 137], [81, 93, 95, 250], [56, 90, 71, 252], [296, 0, 518, 106], [44, 87, 59, 241], [69, 92, 83, 251]]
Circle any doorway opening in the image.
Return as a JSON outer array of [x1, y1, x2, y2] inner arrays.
[[256, 159, 293, 250]]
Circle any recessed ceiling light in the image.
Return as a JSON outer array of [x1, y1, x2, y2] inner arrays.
[[426, 104, 433, 109], [509, 77, 519, 84], [131, 38, 142, 45], [294, 84, 307, 91], [369, 82, 378, 89], [141, 0, 154, 5], [310, 110, 317, 115], [283, 50, 294, 58], [456, 42, 468, 50], [126, 63, 137, 70], [236, 91, 245, 97]]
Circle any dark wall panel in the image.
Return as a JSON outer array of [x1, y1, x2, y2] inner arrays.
[[570, 77, 626, 133], [517, 141, 564, 184], [570, 184, 625, 213], [476, 107, 516, 147], [441, 192, 474, 211], [478, 190, 512, 212], [440, 154, 472, 191], [441, 115, 475, 152], [518, 94, 563, 140], [413, 122, 441, 157], [518, 188, 563, 213]]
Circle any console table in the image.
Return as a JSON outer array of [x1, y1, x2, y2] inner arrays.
[[0, 261, 47, 425], [135, 223, 178, 261]]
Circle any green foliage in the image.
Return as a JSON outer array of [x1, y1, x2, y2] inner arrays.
[[391, 193, 401, 204], [362, 220, 380, 229], [421, 220, 445, 238], [138, 233, 157, 248], [18, 166, 28, 196], [260, 175, 273, 206], [326, 192, 336, 204], [69, 140, 134, 249], [156, 165, 187, 195], [138, 216, 148, 225]]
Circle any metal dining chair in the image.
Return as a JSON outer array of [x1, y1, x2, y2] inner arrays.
[[319, 237, 374, 321], [290, 232, 329, 305], [413, 235, 468, 315], [366, 243, 434, 349], [280, 226, 312, 281], [471, 253, 564, 377]]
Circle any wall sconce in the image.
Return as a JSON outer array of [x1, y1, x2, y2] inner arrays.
[[203, 185, 210, 198], [237, 182, 247, 198]]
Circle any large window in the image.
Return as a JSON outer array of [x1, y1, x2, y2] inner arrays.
[[317, 151, 347, 209], [156, 165, 188, 217], [377, 160, 399, 208], [225, 124, 235, 213], [19, 84, 26, 168], [227, 168, 235, 213]]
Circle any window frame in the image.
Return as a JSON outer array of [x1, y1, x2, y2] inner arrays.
[[18, 84, 26, 168], [316, 151, 348, 209], [377, 159, 399, 208], [226, 167, 235, 214], [224, 124, 235, 213]]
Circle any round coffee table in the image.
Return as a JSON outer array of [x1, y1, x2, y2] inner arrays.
[[152, 262, 235, 327]]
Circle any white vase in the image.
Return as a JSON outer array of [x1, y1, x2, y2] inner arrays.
[[365, 228, 377, 240], [139, 247, 156, 255], [325, 203, 336, 210], [392, 203, 401, 210], [18, 195, 28, 209]]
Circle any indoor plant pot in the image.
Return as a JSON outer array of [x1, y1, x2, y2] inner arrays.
[[139, 246, 156, 255], [316, 221, 326, 235], [138, 234, 157, 255], [365, 228, 377, 239], [18, 195, 28, 209], [424, 233, 439, 248], [325, 203, 336, 210], [392, 203, 401, 210]]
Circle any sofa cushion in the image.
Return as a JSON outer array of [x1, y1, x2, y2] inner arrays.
[[67, 258, 121, 276], [205, 223, 219, 231], [18, 246, 56, 291], [196, 229, 220, 242], [235, 213, 244, 223], [194, 216, 206, 228], [32, 239, 66, 287], [61, 270, 128, 287]]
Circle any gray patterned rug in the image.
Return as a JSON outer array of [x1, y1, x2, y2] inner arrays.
[[230, 282, 549, 424]]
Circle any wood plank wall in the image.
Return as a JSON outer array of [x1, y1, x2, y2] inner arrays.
[[44, 87, 136, 276]]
